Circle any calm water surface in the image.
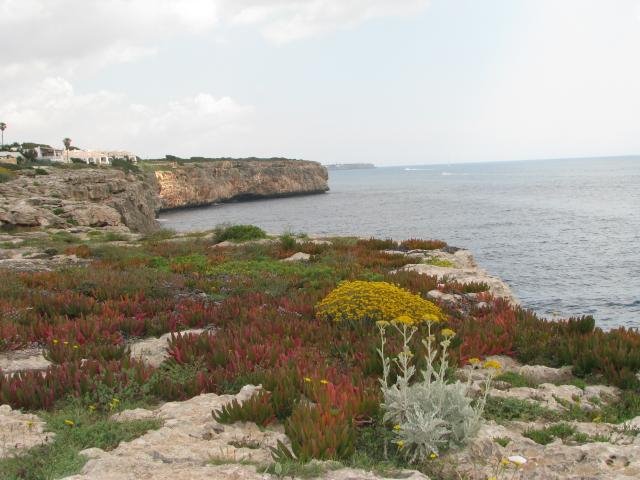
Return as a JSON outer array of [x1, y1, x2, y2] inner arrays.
[[160, 157, 640, 329]]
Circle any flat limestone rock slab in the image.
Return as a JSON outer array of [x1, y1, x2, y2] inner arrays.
[[129, 328, 210, 367], [66, 386, 429, 480], [0, 348, 52, 375], [0, 404, 52, 459], [446, 420, 640, 480]]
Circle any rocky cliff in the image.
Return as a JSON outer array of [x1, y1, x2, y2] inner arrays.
[[0, 168, 160, 233], [154, 159, 328, 210], [0, 160, 329, 233]]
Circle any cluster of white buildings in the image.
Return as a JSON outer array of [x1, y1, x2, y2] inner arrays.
[[33, 146, 138, 165]]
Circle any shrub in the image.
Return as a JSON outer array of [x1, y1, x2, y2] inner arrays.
[[0, 166, 16, 183], [400, 239, 447, 251], [280, 233, 298, 252], [111, 158, 140, 174], [378, 322, 492, 461], [215, 224, 267, 243], [523, 423, 576, 445], [316, 280, 444, 325], [356, 238, 398, 251]]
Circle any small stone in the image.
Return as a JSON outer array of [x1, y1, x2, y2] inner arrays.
[[281, 252, 311, 262]]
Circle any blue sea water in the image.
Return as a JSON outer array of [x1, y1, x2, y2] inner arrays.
[[160, 157, 640, 329]]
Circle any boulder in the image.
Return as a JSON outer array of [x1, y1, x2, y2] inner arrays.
[[518, 365, 574, 384], [282, 252, 311, 262]]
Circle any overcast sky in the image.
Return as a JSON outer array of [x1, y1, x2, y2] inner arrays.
[[1, 0, 639, 165]]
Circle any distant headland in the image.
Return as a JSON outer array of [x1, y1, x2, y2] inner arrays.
[[325, 163, 375, 171]]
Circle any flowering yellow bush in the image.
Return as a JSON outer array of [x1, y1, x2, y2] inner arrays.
[[316, 280, 444, 324]]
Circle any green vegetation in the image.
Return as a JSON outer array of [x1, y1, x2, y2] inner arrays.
[[0, 402, 160, 480], [215, 224, 267, 242], [494, 371, 536, 388], [423, 257, 454, 267], [0, 166, 16, 182], [2, 225, 640, 477], [523, 423, 576, 445]]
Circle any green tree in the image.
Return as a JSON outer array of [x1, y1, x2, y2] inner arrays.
[[0, 123, 6, 148], [63, 137, 72, 162]]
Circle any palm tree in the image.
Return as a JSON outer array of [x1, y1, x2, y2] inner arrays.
[[63, 137, 72, 162], [0, 123, 6, 149]]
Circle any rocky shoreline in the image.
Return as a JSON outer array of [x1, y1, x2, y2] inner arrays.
[[1, 228, 639, 480]]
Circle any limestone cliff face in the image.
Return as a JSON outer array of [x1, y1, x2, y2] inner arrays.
[[155, 159, 329, 210], [0, 169, 160, 233]]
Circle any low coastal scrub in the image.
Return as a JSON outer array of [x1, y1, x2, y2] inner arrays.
[[2, 226, 640, 477], [214, 224, 267, 242], [316, 280, 444, 324]]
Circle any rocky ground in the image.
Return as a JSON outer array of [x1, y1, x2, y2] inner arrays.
[[388, 248, 517, 303], [0, 168, 159, 233], [1, 231, 638, 479], [61, 385, 427, 480]]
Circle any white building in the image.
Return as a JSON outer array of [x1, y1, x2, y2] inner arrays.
[[34, 146, 65, 162], [30, 145, 138, 165], [69, 149, 138, 165]]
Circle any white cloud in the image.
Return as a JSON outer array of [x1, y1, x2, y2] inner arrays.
[[0, 78, 254, 157], [226, 0, 429, 43], [0, 0, 428, 76]]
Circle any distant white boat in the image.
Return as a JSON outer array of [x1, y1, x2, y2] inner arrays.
[[404, 167, 433, 171]]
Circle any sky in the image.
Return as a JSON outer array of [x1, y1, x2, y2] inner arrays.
[[1, 0, 640, 165]]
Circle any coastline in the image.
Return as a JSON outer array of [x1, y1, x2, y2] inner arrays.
[[2, 226, 640, 479]]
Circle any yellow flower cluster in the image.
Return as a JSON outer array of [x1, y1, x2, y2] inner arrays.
[[483, 359, 502, 370], [316, 281, 444, 324]]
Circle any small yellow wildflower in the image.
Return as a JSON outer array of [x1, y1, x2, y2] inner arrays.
[[468, 357, 481, 366], [64, 419, 75, 427], [376, 320, 390, 329], [393, 424, 401, 431], [483, 359, 502, 370], [396, 440, 404, 449], [26, 420, 34, 429], [394, 315, 414, 325], [320, 379, 329, 385], [593, 416, 602, 423], [429, 452, 438, 459], [88, 404, 97, 412], [63, 341, 69, 346], [422, 313, 440, 323], [500, 458, 510, 466], [304, 377, 312, 383], [73, 345, 79, 349], [441, 328, 456, 338], [52, 339, 59, 345]]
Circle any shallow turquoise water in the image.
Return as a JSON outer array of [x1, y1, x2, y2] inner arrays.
[[160, 157, 640, 328]]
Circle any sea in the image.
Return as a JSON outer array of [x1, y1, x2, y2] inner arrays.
[[159, 157, 640, 329]]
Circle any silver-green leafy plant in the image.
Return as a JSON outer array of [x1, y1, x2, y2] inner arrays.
[[377, 319, 496, 463]]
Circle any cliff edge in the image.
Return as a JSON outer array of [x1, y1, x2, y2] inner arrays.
[[154, 159, 328, 210], [0, 168, 160, 233], [0, 159, 329, 233]]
